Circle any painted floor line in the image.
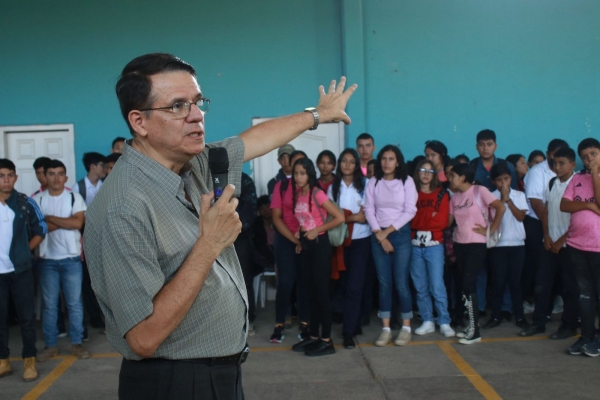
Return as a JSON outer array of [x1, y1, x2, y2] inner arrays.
[[437, 342, 502, 400], [22, 356, 78, 400]]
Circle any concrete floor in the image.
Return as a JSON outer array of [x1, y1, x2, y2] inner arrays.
[[4, 303, 600, 400]]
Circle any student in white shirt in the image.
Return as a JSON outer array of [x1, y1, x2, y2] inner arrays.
[[484, 163, 530, 330], [522, 139, 568, 306], [520, 147, 579, 339], [33, 160, 91, 361], [327, 149, 370, 350], [72, 152, 106, 207]]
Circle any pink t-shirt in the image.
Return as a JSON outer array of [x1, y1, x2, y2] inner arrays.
[[563, 172, 600, 252], [438, 170, 448, 183], [361, 166, 368, 176], [294, 188, 329, 234], [449, 185, 497, 244], [270, 179, 300, 233]]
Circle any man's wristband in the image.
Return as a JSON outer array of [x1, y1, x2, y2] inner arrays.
[[304, 107, 319, 130]]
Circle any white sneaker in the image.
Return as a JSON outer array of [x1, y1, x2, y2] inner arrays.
[[394, 329, 412, 346], [440, 324, 456, 338], [523, 301, 535, 314], [374, 329, 392, 347], [415, 321, 435, 335]]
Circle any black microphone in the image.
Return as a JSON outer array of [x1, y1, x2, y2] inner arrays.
[[208, 147, 229, 200]]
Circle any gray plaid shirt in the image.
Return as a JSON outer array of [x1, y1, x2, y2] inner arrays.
[[84, 137, 248, 360]]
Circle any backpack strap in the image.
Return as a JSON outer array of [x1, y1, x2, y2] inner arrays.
[[548, 176, 558, 192], [77, 179, 87, 202], [435, 188, 447, 211], [71, 192, 75, 208], [311, 188, 327, 224]]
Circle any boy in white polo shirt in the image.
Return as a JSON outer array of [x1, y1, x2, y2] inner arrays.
[[33, 160, 91, 361], [484, 163, 530, 330], [520, 147, 578, 339]]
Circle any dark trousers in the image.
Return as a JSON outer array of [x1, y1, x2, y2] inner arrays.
[[300, 235, 332, 339], [532, 247, 579, 329], [523, 216, 543, 299], [119, 358, 244, 400], [342, 237, 371, 334], [454, 243, 487, 315], [273, 232, 309, 324], [360, 254, 377, 322], [569, 246, 600, 340], [489, 246, 525, 321], [82, 261, 104, 328], [0, 269, 37, 359], [234, 234, 255, 322]]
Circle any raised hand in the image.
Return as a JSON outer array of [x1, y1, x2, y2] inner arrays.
[[316, 77, 358, 125]]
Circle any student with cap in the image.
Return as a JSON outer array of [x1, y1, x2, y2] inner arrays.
[[268, 144, 296, 197]]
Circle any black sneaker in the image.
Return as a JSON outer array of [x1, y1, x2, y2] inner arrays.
[[482, 319, 501, 329], [292, 337, 319, 352], [582, 339, 600, 357], [549, 326, 578, 340], [568, 337, 591, 355], [298, 323, 309, 340], [519, 325, 545, 337], [270, 325, 284, 343], [343, 334, 355, 349], [353, 326, 363, 336], [515, 319, 530, 330], [305, 340, 335, 357]]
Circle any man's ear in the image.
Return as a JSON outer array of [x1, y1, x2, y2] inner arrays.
[[128, 110, 148, 138]]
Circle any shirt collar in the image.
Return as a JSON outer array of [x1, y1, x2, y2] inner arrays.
[[122, 139, 185, 197]]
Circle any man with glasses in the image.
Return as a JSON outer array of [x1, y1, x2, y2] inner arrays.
[[84, 53, 357, 399]]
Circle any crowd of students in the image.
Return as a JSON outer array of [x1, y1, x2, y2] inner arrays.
[[2, 131, 600, 380], [260, 130, 600, 358], [0, 138, 125, 382]]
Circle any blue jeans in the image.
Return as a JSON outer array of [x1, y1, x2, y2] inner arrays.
[[39, 257, 84, 346], [410, 244, 451, 325], [371, 224, 413, 320]]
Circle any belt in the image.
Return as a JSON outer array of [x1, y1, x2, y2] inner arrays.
[[178, 345, 250, 366]]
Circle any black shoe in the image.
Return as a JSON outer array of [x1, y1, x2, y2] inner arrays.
[[501, 311, 513, 322], [519, 325, 545, 337], [353, 326, 363, 336], [298, 323, 309, 340], [515, 319, 530, 330], [549, 326, 578, 340], [269, 325, 285, 343], [343, 334, 355, 349], [479, 310, 488, 318], [292, 337, 319, 352], [483, 319, 501, 329], [305, 340, 335, 357], [568, 337, 592, 355]]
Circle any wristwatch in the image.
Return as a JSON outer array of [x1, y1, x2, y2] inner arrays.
[[304, 107, 319, 130]]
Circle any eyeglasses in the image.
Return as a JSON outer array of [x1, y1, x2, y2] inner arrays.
[[140, 98, 210, 118], [419, 168, 436, 174]]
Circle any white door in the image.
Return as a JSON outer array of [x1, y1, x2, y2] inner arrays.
[[251, 120, 345, 196], [0, 124, 76, 196]]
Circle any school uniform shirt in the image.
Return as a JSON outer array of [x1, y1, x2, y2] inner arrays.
[[491, 188, 528, 247], [294, 188, 328, 235], [0, 202, 16, 273], [364, 176, 418, 231], [545, 174, 574, 245], [270, 178, 300, 234], [327, 181, 370, 240], [33, 190, 86, 259], [72, 176, 102, 207], [562, 172, 600, 253], [449, 185, 497, 244], [524, 159, 556, 219]]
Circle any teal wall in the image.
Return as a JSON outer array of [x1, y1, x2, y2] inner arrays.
[[361, 0, 600, 160], [1, 1, 599, 179], [0, 0, 342, 179]]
